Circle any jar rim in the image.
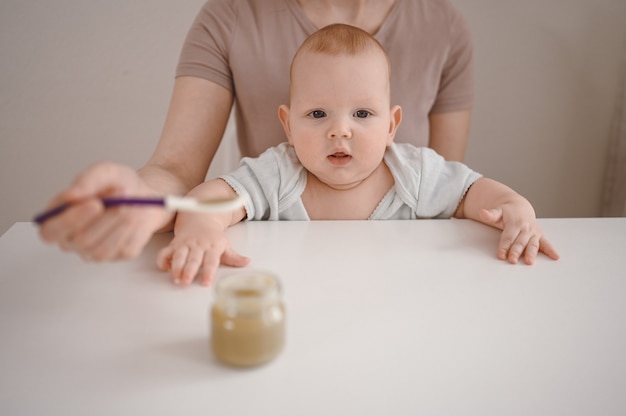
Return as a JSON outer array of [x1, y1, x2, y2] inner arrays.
[[215, 270, 282, 300]]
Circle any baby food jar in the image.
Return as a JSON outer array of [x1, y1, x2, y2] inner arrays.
[[210, 271, 286, 367]]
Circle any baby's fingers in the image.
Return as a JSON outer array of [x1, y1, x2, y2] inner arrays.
[[221, 247, 251, 268], [479, 208, 504, 229], [177, 247, 206, 286], [197, 248, 250, 287], [198, 250, 226, 287], [157, 244, 196, 284], [503, 229, 535, 264], [501, 232, 559, 265], [156, 245, 174, 272], [497, 226, 522, 262], [168, 246, 191, 285], [539, 237, 560, 261], [521, 235, 541, 265]]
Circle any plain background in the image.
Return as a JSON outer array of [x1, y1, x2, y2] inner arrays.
[[1, 0, 626, 235]]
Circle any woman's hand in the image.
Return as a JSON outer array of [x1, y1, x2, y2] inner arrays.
[[38, 162, 173, 261]]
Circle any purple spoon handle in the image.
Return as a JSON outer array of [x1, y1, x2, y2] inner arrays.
[[33, 197, 165, 225]]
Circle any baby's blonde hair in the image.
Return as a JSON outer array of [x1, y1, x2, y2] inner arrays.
[[290, 23, 391, 81]]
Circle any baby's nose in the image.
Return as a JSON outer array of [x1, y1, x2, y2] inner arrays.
[[327, 119, 352, 140]]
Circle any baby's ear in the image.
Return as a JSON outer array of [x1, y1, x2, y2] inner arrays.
[[278, 105, 293, 144], [387, 105, 403, 145]]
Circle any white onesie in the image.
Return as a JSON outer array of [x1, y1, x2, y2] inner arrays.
[[220, 142, 482, 221]]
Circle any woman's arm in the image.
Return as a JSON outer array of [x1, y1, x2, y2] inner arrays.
[[39, 76, 234, 261], [428, 110, 471, 162], [140, 76, 234, 204]]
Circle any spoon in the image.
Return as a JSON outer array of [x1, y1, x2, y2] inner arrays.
[[33, 195, 245, 225]]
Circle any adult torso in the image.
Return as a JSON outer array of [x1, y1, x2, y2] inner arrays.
[[177, 0, 473, 157]]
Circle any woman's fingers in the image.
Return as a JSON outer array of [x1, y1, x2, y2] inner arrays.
[[39, 199, 104, 247], [38, 162, 169, 261]]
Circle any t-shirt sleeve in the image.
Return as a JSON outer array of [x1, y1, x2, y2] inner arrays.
[[430, 3, 474, 113], [175, 0, 237, 92]]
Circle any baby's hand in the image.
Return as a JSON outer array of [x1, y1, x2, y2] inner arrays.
[[156, 228, 250, 286], [479, 207, 559, 265]]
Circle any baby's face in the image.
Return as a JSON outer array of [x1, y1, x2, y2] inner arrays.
[[279, 49, 401, 190]]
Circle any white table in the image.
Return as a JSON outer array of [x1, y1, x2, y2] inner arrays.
[[1, 219, 625, 415]]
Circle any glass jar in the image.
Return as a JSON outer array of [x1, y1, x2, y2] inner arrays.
[[210, 271, 286, 367]]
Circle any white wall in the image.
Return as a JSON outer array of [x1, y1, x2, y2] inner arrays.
[[1, 0, 625, 235], [457, 0, 626, 218]]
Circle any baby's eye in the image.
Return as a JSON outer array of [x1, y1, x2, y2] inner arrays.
[[308, 110, 326, 119], [354, 110, 371, 119]]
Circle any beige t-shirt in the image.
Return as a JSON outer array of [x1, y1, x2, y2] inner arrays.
[[177, 0, 474, 158]]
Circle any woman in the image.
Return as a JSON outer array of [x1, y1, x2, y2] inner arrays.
[[39, 0, 474, 261]]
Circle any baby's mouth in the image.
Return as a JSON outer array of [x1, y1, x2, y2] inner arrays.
[[327, 152, 352, 164]]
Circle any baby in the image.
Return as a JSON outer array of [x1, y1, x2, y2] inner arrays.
[[157, 24, 559, 286]]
